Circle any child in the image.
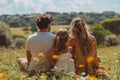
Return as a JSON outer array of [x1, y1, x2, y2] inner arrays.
[[47, 28, 75, 73]]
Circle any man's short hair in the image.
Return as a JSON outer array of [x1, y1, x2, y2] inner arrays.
[[36, 14, 53, 29]]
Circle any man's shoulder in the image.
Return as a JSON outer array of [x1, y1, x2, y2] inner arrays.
[[27, 33, 37, 40], [48, 32, 55, 37]]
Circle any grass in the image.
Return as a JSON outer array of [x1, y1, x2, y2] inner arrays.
[[10, 25, 70, 38], [0, 46, 120, 80], [51, 25, 70, 32], [4, 25, 120, 79], [10, 27, 32, 38]]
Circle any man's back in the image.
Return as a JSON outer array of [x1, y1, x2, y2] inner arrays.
[[26, 32, 55, 71]]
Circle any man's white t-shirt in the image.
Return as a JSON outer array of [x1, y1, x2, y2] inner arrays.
[[26, 32, 55, 71]]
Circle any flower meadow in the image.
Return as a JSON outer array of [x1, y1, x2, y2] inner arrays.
[[0, 46, 120, 80]]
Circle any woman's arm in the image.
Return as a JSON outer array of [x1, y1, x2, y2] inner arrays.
[[93, 37, 101, 63]]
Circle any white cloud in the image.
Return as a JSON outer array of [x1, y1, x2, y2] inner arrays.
[[113, 4, 119, 8], [40, 0, 94, 13], [0, 0, 95, 14], [63, 0, 94, 12], [0, 3, 14, 14], [0, 0, 7, 4], [113, 4, 120, 12], [33, 0, 58, 13], [68, 0, 93, 6], [13, 0, 34, 8], [38, 0, 51, 4], [1, 0, 119, 15]]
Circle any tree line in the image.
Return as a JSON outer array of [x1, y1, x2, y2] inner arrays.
[[0, 11, 120, 27]]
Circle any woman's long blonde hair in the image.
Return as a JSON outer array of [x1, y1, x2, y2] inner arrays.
[[54, 28, 69, 53], [70, 17, 92, 55]]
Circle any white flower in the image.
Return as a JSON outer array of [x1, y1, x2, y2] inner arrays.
[[40, 76, 47, 80], [81, 72, 86, 76], [54, 66, 58, 71], [115, 60, 119, 63], [70, 59, 74, 62], [79, 76, 86, 80], [113, 75, 117, 80]]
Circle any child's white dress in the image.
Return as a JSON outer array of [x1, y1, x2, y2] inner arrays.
[[54, 51, 75, 73]]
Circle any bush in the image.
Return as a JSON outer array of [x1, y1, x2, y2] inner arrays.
[[90, 24, 111, 46], [102, 18, 120, 37], [14, 37, 26, 49], [22, 27, 29, 34], [9, 35, 26, 49], [0, 21, 12, 47], [12, 35, 26, 39], [118, 36, 120, 44], [105, 35, 119, 46]]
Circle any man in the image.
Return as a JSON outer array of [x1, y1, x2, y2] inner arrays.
[[18, 14, 55, 72]]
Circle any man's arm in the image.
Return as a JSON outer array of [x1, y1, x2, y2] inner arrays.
[[26, 50, 32, 65]]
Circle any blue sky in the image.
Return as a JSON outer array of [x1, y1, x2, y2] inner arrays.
[[0, 0, 120, 15]]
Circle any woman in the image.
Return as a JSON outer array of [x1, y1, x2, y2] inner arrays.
[[69, 17, 108, 77]]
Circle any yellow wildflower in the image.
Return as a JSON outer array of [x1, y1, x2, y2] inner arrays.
[[50, 68, 55, 72], [87, 56, 94, 63], [21, 73, 27, 78], [87, 76, 98, 80], [38, 53, 45, 57], [79, 64, 84, 68], [52, 54, 59, 59], [0, 72, 8, 80], [41, 73, 47, 78], [33, 57, 39, 62], [60, 67, 64, 71]]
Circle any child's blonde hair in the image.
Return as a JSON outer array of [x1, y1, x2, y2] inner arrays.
[[54, 28, 69, 53]]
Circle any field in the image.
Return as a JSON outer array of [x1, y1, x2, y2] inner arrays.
[[0, 46, 120, 80], [10, 25, 70, 38], [0, 26, 120, 80]]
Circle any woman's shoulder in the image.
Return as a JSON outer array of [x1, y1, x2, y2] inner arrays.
[[89, 35, 97, 45], [69, 37, 79, 46], [69, 37, 78, 42], [89, 35, 96, 41]]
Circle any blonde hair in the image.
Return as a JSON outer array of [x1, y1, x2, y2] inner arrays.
[[54, 28, 69, 53], [70, 17, 92, 55]]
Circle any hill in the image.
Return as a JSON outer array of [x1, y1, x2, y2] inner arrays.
[[0, 11, 120, 28]]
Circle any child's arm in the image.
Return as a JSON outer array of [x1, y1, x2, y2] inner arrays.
[[69, 38, 76, 59], [46, 48, 56, 67]]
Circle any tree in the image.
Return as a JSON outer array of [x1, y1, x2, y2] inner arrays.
[[90, 24, 111, 46], [30, 22, 37, 33], [0, 21, 12, 47], [102, 18, 120, 37], [102, 11, 116, 18], [22, 27, 29, 34]]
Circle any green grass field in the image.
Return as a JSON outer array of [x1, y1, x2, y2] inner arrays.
[[1, 26, 120, 79], [10, 27, 32, 38], [0, 46, 120, 80], [10, 25, 70, 38]]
